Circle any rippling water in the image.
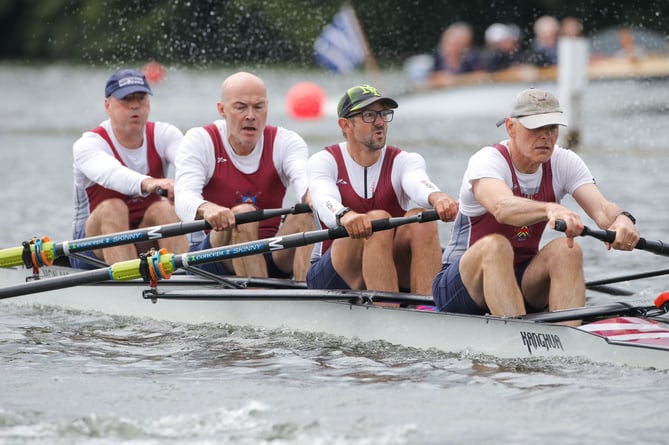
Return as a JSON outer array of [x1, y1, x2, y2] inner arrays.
[[1, 63, 669, 444]]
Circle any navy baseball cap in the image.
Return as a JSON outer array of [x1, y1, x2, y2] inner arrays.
[[105, 69, 153, 99]]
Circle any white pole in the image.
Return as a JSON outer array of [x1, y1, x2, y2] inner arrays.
[[558, 37, 589, 148]]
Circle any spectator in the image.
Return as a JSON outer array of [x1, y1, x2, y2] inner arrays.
[[526, 15, 561, 67], [432, 21, 481, 75], [482, 23, 524, 72]]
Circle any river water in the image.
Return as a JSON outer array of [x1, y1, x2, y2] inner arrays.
[[1, 63, 669, 444]]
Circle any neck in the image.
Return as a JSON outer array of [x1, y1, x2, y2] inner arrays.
[[114, 128, 144, 149], [229, 139, 254, 156], [347, 142, 383, 167]]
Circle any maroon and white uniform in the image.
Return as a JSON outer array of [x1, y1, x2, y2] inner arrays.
[[72, 119, 182, 237], [441, 140, 594, 267], [175, 119, 309, 245], [308, 142, 441, 260]]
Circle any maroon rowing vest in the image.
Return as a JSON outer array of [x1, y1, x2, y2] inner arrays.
[[86, 122, 163, 228], [202, 123, 285, 239], [468, 143, 556, 268], [318, 144, 405, 254]]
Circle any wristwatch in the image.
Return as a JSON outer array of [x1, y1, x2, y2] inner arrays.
[[335, 207, 351, 226], [619, 211, 636, 225]]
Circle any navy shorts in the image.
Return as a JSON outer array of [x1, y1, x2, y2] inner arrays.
[[190, 233, 291, 279], [432, 258, 484, 314], [432, 258, 537, 314], [306, 248, 350, 290]]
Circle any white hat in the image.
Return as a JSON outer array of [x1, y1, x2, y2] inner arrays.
[[485, 23, 512, 44], [496, 88, 568, 129]]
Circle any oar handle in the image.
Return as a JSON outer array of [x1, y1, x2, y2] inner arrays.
[[554, 220, 669, 257], [235, 203, 311, 225]]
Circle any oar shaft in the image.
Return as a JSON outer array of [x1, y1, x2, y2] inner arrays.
[[0, 204, 312, 268], [0, 210, 439, 300], [0, 268, 112, 299], [177, 210, 439, 269]]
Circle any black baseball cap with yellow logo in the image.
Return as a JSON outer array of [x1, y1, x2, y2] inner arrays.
[[337, 84, 398, 118]]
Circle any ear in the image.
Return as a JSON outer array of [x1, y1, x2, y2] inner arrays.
[[506, 118, 516, 137], [337, 117, 349, 132], [217, 102, 225, 118]]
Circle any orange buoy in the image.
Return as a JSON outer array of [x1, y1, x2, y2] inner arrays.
[[286, 82, 326, 120], [142, 61, 166, 84]]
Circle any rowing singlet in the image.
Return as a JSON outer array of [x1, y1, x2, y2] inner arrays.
[[317, 144, 405, 254], [85, 122, 163, 228], [202, 124, 285, 239], [469, 144, 556, 267]]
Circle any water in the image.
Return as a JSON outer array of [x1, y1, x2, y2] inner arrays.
[[1, 63, 669, 444]]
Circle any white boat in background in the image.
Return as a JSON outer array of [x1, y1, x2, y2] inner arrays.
[[3, 263, 669, 371]]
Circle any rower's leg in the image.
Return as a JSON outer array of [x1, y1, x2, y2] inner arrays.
[[521, 238, 585, 326], [459, 234, 527, 316]]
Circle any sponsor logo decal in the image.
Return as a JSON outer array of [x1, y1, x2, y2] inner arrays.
[[520, 331, 564, 354], [118, 77, 145, 87]]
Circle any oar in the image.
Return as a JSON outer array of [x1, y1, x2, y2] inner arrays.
[[586, 268, 669, 287], [0, 210, 439, 300], [521, 302, 660, 323], [554, 220, 669, 256], [0, 203, 311, 269]]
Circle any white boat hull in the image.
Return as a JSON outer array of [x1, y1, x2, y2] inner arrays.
[[2, 265, 669, 370]]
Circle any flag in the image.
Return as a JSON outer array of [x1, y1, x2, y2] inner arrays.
[[313, 4, 368, 73]]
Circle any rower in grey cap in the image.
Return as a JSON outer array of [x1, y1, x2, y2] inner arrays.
[[496, 87, 569, 128], [433, 87, 640, 324]]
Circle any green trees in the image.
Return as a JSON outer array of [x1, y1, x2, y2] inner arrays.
[[1, 0, 666, 67]]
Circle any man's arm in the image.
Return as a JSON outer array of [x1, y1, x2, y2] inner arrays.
[[572, 183, 639, 250]]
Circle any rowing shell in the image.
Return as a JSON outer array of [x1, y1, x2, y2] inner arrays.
[[2, 264, 669, 370]]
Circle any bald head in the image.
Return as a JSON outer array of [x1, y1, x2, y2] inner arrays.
[[220, 71, 267, 103], [217, 71, 269, 154]]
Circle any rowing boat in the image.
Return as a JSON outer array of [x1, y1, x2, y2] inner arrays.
[[3, 210, 669, 370], [2, 261, 669, 370]]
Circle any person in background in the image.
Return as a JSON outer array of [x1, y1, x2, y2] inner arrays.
[[71, 68, 188, 269], [175, 71, 313, 280], [526, 15, 561, 67], [433, 22, 480, 73], [560, 16, 584, 38], [429, 21, 482, 87], [432, 88, 639, 325], [307, 84, 459, 295], [482, 23, 525, 72]]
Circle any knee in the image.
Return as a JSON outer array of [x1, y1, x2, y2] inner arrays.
[[477, 234, 514, 261], [96, 198, 129, 217], [366, 209, 391, 220], [233, 203, 257, 214], [552, 238, 583, 261]]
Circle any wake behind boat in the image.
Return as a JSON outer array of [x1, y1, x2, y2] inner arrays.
[[3, 261, 669, 371]]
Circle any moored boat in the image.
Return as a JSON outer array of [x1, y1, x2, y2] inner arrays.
[[2, 263, 669, 370]]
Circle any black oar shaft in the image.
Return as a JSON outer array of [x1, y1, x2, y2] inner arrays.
[[0, 210, 439, 300], [0, 204, 312, 268], [0, 268, 112, 299], [176, 211, 439, 269]]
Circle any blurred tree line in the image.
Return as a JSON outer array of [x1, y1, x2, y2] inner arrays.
[[0, 0, 667, 68]]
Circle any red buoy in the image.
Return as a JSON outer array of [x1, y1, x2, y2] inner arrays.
[[142, 61, 166, 84], [286, 82, 326, 120]]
